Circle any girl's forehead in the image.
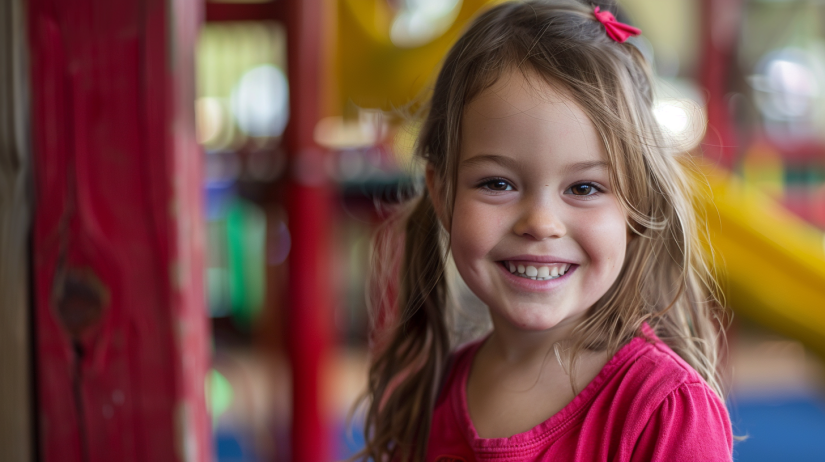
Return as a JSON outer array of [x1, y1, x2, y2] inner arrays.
[[461, 69, 606, 165], [465, 69, 592, 128]]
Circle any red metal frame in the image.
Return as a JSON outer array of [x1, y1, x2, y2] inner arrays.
[[28, 0, 210, 460], [204, 0, 335, 460], [282, 0, 335, 459], [205, 1, 285, 22], [699, 0, 743, 168]]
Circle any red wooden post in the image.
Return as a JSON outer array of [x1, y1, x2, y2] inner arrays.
[[283, 0, 335, 460], [28, 0, 211, 461]]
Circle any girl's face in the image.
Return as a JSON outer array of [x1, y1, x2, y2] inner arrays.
[[445, 70, 628, 334]]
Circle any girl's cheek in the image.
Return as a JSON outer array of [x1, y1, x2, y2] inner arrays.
[[451, 201, 503, 264], [578, 210, 628, 265]]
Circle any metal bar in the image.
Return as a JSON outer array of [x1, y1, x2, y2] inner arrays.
[[205, 1, 286, 22], [699, 0, 743, 168], [283, 0, 334, 459]]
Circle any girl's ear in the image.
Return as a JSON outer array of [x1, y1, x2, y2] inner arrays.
[[425, 164, 450, 231]]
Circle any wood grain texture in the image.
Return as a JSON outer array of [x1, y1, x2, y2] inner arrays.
[[27, 0, 210, 460]]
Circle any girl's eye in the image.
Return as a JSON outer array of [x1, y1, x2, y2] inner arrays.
[[480, 179, 514, 192], [565, 182, 602, 197]]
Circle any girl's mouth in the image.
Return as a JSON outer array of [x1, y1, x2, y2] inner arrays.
[[499, 261, 574, 281]]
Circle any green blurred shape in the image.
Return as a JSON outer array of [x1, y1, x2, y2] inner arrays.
[[206, 220, 231, 317], [226, 198, 266, 331], [208, 369, 234, 427]]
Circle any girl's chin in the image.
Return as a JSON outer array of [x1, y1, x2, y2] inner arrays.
[[491, 309, 576, 333], [511, 320, 568, 332]]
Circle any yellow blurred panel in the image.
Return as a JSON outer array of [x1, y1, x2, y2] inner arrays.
[[338, 0, 495, 111], [703, 166, 825, 358]]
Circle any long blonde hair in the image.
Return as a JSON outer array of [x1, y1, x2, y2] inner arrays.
[[356, 1, 726, 460]]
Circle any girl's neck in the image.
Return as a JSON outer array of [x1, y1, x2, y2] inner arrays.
[[467, 313, 611, 439], [484, 312, 585, 366]]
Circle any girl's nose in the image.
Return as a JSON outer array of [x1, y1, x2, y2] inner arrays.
[[512, 204, 567, 240]]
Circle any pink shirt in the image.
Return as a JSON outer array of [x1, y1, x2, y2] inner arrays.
[[426, 327, 733, 461]]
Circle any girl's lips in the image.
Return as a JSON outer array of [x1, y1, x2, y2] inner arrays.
[[496, 261, 577, 292]]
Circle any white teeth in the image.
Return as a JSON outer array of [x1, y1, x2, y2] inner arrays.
[[506, 262, 573, 280]]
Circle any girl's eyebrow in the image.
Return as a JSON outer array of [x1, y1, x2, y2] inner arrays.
[[460, 155, 608, 175], [561, 160, 609, 175], [460, 154, 520, 170]]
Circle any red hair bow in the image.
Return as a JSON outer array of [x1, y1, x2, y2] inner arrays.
[[593, 6, 641, 43]]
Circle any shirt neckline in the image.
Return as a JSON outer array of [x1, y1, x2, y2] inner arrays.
[[453, 328, 652, 451]]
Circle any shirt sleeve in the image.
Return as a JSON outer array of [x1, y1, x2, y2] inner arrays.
[[630, 382, 733, 462]]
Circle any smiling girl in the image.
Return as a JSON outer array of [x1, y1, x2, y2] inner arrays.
[[356, 1, 733, 461]]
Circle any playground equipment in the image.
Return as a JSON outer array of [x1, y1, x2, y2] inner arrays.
[[703, 166, 825, 358]]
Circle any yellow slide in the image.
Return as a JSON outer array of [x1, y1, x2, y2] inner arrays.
[[702, 166, 825, 358]]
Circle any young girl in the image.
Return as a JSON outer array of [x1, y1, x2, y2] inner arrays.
[[357, 1, 733, 460]]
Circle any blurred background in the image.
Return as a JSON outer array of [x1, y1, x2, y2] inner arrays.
[[1, 0, 825, 461]]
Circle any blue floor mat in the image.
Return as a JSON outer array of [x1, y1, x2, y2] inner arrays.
[[730, 394, 825, 462]]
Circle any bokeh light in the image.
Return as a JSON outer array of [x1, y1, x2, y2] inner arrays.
[[231, 64, 289, 138], [390, 0, 463, 47], [752, 48, 820, 121], [653, 97, 706, 152]]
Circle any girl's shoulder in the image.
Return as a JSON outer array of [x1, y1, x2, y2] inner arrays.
[[595, 324, 722, 412], [590, 325, 733, 460], [560, 327, 733, 461], [620, 324, 717, 397]]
